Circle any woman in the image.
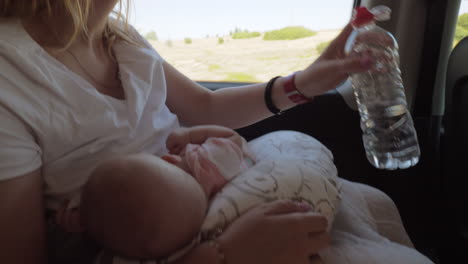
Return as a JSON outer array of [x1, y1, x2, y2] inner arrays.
[[0, 1, 416, 264]]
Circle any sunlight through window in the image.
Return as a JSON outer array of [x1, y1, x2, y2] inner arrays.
[[131, 0, 354, 82]]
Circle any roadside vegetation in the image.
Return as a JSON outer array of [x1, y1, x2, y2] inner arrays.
[[454, 13, 468, 46], [263, 26, 317, 41], [144, 26, 338, 83], [231, 28, 261, 39]]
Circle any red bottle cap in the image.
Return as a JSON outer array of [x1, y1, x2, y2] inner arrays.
[[352, 7, 375, 27]]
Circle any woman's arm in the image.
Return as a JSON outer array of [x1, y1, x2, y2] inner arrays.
[[164, 62, 274, 128], [0, 169, 47, 264], [165, 24, 372, 129]]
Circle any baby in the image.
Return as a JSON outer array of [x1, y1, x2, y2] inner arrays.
[[57, 126, 340, 263], [58, 125, 254, 259]]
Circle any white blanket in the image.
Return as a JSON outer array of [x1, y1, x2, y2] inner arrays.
[[202, 130, 341, 237], [100, 181, 434, 264], [320, 179, 434, 264], [101, 131, 434, 264], [231, 131, 434, 264]]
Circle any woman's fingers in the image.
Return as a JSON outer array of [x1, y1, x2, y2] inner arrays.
[[297, 55, 373, 97], [262, 200, 329, 233], [311, 55, 374, 77], [297, 23, 376, 97], [334, 23, 354, 47], [54, 200, 84, 233], [263, 200, 312, 215], [304, 214, 328, 233], [271, 212, 328, 233], [217, 199, 333, 264], [321, 23, 354, 59], [269, 212, 330, 257], [266, 204, 330, 255], [327, 56, 374, 75], [307, 232, 331, 253]]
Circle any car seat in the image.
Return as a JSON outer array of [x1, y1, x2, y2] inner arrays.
[[440, 36, 468, 263]]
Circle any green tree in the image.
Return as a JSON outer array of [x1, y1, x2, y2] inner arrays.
[[144, 31, 158, 41], [455, 25, 468, 42], [263, 26, 316, 41], [218, 37, 225, 44], [454, 13, 468, 46], [458, 13, 468, 28], [184, 38, 192, 44], [232, 30, 261, 39]]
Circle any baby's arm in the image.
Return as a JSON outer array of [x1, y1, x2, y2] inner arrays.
[[167, 125, 243, 154]]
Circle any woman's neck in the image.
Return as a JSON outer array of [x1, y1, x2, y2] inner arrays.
[[22, 1, 116, 50]]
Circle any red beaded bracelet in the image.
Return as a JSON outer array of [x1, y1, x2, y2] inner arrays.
[[283, 72, 313, 104]]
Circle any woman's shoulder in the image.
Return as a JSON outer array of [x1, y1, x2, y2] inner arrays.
[[0, 19, 38, 52], [109, 18, 150, 47], [110, 19, 164, 62], [0, 20, 48, 89]]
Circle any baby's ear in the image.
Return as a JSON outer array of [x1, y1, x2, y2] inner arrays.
[[161, 154, 182, 165]]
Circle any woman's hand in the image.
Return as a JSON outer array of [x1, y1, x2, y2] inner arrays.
[[295, 24, 374, 98], [166, 125, 242, 154], [55, 201, 85, 233], [217, 200, 330, 264]]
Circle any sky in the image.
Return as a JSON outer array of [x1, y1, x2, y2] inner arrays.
[[129, 0, 355, 40], [461, 1, 468, 14], [128, 0, 468, 40]]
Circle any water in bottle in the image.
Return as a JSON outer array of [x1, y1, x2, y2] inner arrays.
[[345, 6, 420, 170]]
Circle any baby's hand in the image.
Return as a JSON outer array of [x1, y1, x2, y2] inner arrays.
[[166, 128, 190, 154]]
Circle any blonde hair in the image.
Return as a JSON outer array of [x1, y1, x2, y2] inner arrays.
[[0, 0, 137, 53]]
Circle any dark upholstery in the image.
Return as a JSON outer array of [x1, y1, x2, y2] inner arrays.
[[440, 37, 468, 263]]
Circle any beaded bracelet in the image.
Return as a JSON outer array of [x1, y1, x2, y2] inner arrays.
[[264, 76, 283, 115]]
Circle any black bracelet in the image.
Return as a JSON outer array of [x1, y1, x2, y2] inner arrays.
[[264, 76, 283, 115]]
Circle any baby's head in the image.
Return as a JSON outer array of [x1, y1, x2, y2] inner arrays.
[[80, 153, 207, 259]]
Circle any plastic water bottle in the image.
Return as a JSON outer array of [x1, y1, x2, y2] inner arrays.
[[345, 6, 420, 170]]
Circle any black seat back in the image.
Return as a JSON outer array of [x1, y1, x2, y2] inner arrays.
[[440, 36, 468, 263]]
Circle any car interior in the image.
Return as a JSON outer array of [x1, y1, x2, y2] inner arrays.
[[1, 0, 467, 263], [195, 0, 467, 263]]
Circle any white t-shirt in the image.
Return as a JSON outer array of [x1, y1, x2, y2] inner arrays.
[[0, 19, 179, 209]]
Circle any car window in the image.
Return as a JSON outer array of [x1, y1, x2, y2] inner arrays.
[[131, 0, 354, 83], [454, 0, 468, 47]]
